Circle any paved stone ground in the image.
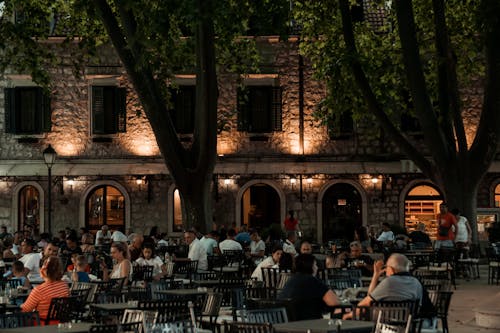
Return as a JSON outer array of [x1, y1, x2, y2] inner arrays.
[[447, 265, 500, 333]]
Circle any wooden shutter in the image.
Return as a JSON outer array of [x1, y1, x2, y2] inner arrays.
[[172, 86, 195, 134], [271, 86, 282, 131], [237, 87, 250, 131], [92, 86, 105, 134], [4, 88, 16, 134], [116, 87, 126, 133]]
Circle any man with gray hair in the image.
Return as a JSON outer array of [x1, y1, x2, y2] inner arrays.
[[343, 253, 436, 327]]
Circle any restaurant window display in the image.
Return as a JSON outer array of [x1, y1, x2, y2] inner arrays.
[[18, 185, 40, 233], [404, 184, 443, 239], [86, 185, 125, 233]]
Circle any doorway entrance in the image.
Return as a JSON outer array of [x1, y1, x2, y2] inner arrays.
[[404, 183, 443, 239], [241, 183, 280, 232], [322, 183, 362, 243]]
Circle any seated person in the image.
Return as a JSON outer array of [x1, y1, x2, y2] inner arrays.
[[67, 253, 91, 273], [251, 245, 283, 281], [247, 230, 266, 265], [9, 260, 31, 290], [278, 253, 340, 321], [101, 242, 133, 285], [135, 243, 167, 280], [21, 256, 70, 323], [71, 255, 90, 282], [343, 253, 437, 328], [377, 223, 395, 246], [337, 241, 374, 276], [409, 223, 432, 248]]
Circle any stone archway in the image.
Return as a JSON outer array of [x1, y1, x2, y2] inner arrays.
[[317, 180, 368, 243], [235, 180, 286, 231]]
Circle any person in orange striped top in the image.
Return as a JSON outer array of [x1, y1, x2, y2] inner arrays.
[[21, 256, 70, 323]]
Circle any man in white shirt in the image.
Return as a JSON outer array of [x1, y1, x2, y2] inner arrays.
[[377, 223, 395, 244], [110, 229, 128, 243], [184, 230, 208, 271], [251, 245, 283, 281], [283, 231, 298, 257], [19, 238, 41, 281], [95, 225, 112, 245], [199, 230, 219, 256], [218, 229, 243, 253]]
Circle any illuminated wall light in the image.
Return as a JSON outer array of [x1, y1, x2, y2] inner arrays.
[[307, 177, 313, 189], [290, 177, 297, 190], [224, 179, 231, 186], [371, 177, 379, 184]]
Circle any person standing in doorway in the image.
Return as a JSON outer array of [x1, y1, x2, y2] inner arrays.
[[451, 208, 472, 258], [284, 210, 300, 233]]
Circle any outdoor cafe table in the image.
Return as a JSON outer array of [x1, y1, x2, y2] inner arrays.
[[1, 322, 93, 333], [192, 279, 220, 288], [155, 288, 208, 298], [90, 301, 139, 319], [274, 319, 374, 333]]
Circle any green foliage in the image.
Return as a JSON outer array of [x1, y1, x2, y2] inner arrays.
[[293, 0, 484, 130]]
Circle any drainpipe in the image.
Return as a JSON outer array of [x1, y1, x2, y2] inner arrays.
[[299, 53, 305, 155]]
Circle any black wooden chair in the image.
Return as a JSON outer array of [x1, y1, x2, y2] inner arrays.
[[0, 311, 41, 328], [173, 260, 198, 282], [138, 299, 191, 322], [356, 299, 419, 323], [89, 321, 142, 333], [428, 290, 453, 333], [132, 264, 154, 285], [223, 321, 273, 333], [237, 307, 288, 324], [45, 296, 80, 325]]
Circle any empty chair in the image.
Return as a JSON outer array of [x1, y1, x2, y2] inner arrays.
[[173, 260, 198, 282], [486, 247, 500, 285], [0, 311, 41, 328], [45, 296, 80, 325], [138, 299, 190, 322], [71, 282, 98, 303], [428, 290, 453, 333], [144, 321, 195, 333], [223, 321, 273, 333], [276, 272, 292, 290], [198, 292, 223, 331]]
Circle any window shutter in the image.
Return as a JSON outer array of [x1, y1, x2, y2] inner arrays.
[[271, 87, 282, 131], [237, 88, 250, 131], [173, 86, 195, 134], [4, 88, 16, 134], [92, 86, 105, 134], [39, 88, 52, 133], [116, 87, 126, 132]]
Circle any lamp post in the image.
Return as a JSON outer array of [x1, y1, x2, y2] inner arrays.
[[43, 144, 57, 234]]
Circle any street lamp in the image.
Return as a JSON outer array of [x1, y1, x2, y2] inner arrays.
[[43, 144, 57, 234]]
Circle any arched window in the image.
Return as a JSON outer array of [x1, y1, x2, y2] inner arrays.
[[494, 184, 500, 207], [404, 184, 443, 239], [240, 183, 280, 231], [173, 189, 184, 232], [85, 185, 125, 233], [18, 186, 40, 233]]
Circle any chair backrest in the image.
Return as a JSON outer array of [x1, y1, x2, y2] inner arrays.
[[138, 299, 190, 322], [202, 292, 223, 317], [90, 321, 142, 333], [326, 277, 355, 290], [71, 281, 98, 303], [0, 311, 41, 328], [427, 290, 453, 317], [224, 321, 273, 333], [374, 312, 412, 333], [359, 299, 419, 323], [132, 265, 154, 283], [238, 307, 288, 324], [260, 267, 280, 288], [173, 261, 198, 280], [223, 250, 245, 267], [45, 296, 80, 325], [121, 309, 144, 324], [144, 321, 194, 333], [276, 272, 292, 289]]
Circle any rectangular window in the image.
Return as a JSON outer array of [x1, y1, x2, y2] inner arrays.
[[169, 86, 195, 134], [237, 86, 282, 133], [91, 86, 126, 135], [328, 111, 354, 140], [4, 87, 51, 135]]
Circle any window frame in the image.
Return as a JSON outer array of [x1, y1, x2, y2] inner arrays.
[[237, 85, 282, 133], [90, 85, 127, 135], [4, 86, 51, 135]]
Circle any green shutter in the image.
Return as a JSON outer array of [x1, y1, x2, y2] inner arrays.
[[237, 87, 250, 131], [116, 87, 126, 133], [4, 88, 16, 134], [271, 86, 282, 131]]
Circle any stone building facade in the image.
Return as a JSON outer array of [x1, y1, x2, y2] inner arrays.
[[1, 37, 500, 243]]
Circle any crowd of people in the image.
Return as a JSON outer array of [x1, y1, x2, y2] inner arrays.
[[0, 203, 478, 326]]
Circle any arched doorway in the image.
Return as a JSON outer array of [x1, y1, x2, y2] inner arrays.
[[404, 183, 443, 239], [85, 185, 126, 234], [240, 183, 280, 232], [322, 183, 362, 243], [18, 185, 41, 233]]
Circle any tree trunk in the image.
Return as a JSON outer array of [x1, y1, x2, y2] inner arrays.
[[179, 175, 213, 233]]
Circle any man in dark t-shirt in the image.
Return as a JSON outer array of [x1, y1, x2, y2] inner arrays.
[[278, 254, 339, 321]]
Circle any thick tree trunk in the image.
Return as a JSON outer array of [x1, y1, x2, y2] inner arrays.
[[179, 175, 213, 233]]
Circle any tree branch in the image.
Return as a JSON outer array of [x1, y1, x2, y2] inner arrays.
[[338, 0, 433, 174], [469, 0, 500, 181], [394, 0, 453, 168], [432, 0, 467, 154], [92, 0, 187, 178]]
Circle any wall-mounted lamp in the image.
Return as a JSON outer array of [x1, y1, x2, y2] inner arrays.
[[290, 177, 297, 190], [65, 177, 75, 194], [136, 176, 146, 186], [224, 178, 231, 190], [371, 176, 379, 185], [306, 177, 313, 189]]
